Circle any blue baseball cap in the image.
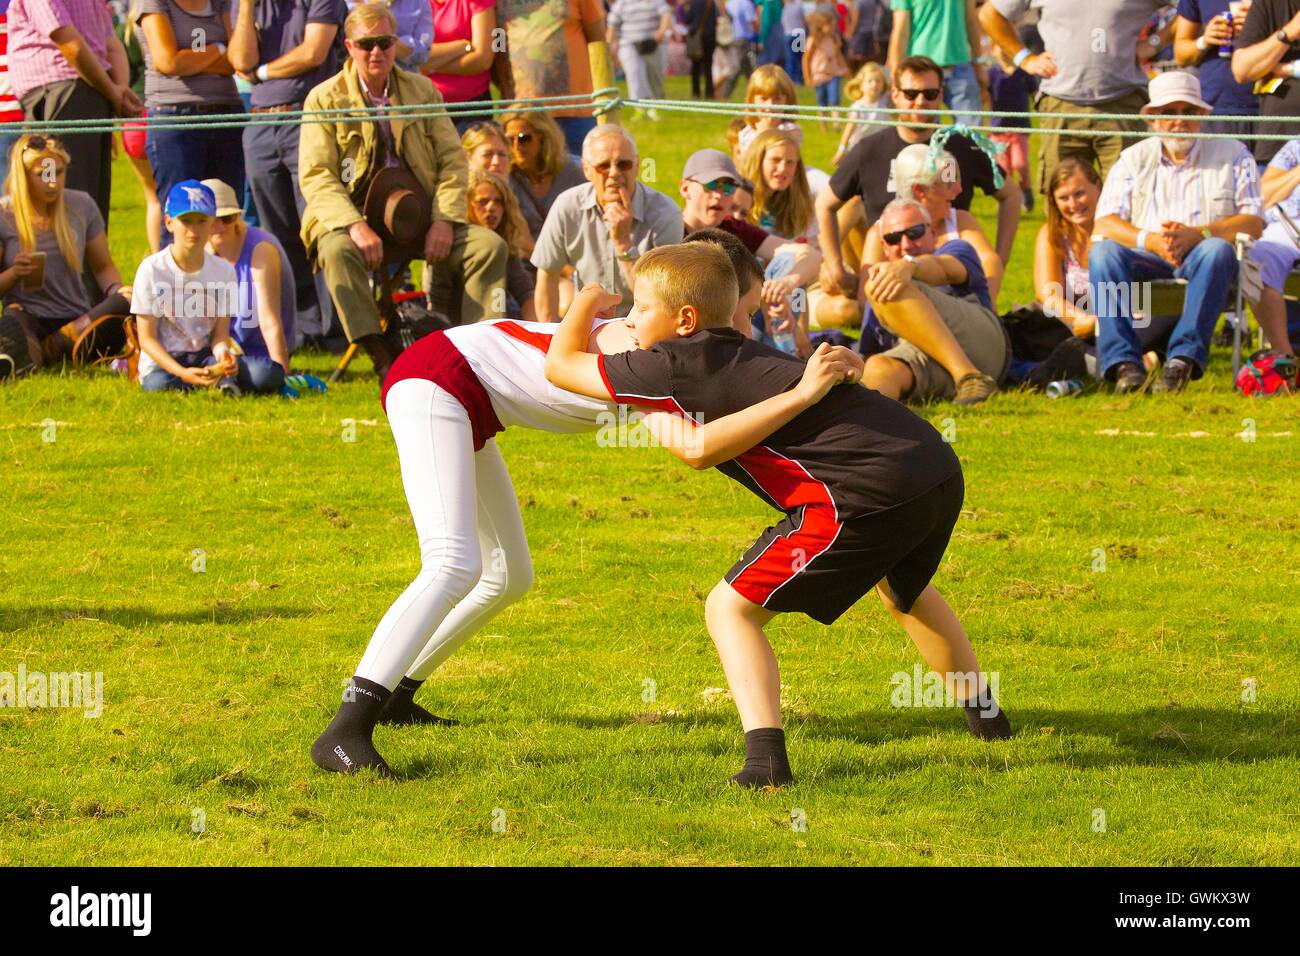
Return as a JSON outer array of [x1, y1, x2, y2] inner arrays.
[[165, 180, 217, 218]]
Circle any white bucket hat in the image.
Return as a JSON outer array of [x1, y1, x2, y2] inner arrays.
[[1141, 71, 1212, 114]]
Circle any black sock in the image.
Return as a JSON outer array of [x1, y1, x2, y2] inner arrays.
[[310, 676, 393, 775], [963, 698, 1012, 741], [729, 728, 795, 788], [378, 676, 459, 727]]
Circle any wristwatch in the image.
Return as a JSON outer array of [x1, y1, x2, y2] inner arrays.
[[903, 254, 919, 265], [616, 246, 638, 262], [1277, 29, 1292, 45]]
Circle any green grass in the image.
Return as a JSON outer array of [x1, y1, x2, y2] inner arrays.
[[1, 77, 1298, 866]]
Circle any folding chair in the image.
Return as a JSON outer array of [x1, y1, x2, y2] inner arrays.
[[329, 260, 413, 384]]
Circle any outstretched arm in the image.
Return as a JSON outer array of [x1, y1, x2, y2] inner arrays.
[[640, 344, 861, 470]]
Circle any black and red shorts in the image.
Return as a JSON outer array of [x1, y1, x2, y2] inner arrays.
[[724, 472, 964, 624]]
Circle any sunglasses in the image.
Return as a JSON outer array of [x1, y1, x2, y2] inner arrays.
[[697, 178, 738, 195], [898, 87, 942, 101], [594, 159, 636, 174], [218, 213, 240, 224], [25, 135, 65, 153], [511, 132, 535, 145], [353, 34, 396, 52], [882, 223, 928, 246]]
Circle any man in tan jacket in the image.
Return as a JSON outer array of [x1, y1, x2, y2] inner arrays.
[[300, 2, 506, 380]]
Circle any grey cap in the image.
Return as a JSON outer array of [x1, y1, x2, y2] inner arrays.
[[682, 148, 742, 186]]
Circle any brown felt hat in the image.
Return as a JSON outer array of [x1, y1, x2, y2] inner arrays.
[[363, 166, 432, 264]]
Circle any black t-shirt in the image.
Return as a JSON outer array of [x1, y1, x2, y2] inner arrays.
[[1238, 0, 1300, 163], [598, 328, 961, 520], [829, 127, 999, 226]]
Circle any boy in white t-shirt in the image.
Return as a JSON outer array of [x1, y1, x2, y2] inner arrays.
[[133, 180, 268, 395]]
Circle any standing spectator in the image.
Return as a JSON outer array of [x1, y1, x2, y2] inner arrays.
[[685, 0, 718, 98], [423, 0, 497, 135], [202, 177, 295, 371], [501, 108, 585, 242], [228, 0, 343, 347], [889, 0, 985, 126], [0, 135, 132, 367], [980, 0, 1162, 194], [723, 0, 760, 97], [756, 0, 784, 66], [803, 10, 848, 130], [7, 0, 141, 226], [986, 46, 1038, 212], [497, 0, 618, 156], [781, 0, 806, 81], [608, 0, 674, 118], [344, 0, 432, 71], [299, 2, 507, 380], [530, 125, 683, 320], [116, 3, 162, 253], [1231, 0, 1300, 163], [1090, 71, 1263, 393], [846, 0, 880, 70], [0, 0, 25, 187], [136, 0, 245, 245], [1174, 3, 1257, 139], [834, 61, 890, 162]]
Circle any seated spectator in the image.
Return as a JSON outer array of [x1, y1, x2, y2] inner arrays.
[[859, 198, 1007, 405], [816, 55, 1021, 303], [1243, 135, 1300, 359], [531, 124, 683, 321], [0, 134, 131, 369], [738, 63, 802, 156], [133, 180, 282, 395], [299, 2, 507, 380], [607, 0, 674, 118], [1091, 71, 1263, 394], [861, 143, 1003, 302], [421, 0, 496, 134], [833, 61, 890, 164], [501, 109, 586, 244], [430, 170, 537, 322], [462, 120, 512, 180], [1173, 4, 1258, 139], [135, 0, 245, 236], [344, 0, 431, 72], [740, 128, 817, 241], [980, 0, 1151, 192], [202, 178, 295, 376]]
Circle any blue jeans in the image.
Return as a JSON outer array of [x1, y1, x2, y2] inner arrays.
[[243, 120, 333, 341], [1089, 239, 1236, 379], [147, 103, 246, 245], [944, 62, 982, 128], [815, 78, 841, 109], [238, 91, 259, 228], [784, 33, 804, 83], [758, 25, 785, 67], [141, 349, 285, 394], [556, 116, 597, 157]]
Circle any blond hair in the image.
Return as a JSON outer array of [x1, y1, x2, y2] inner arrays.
[[461, 120, 509, 162], [344, 1, 398, 39], [845, 61, 889, 104], [468, 171, 530, 259], [634, 244, 738, 331], [499, 109, 569, 179], [743, 65, 797, 128], [1, 135, 81, 274], [740, 128, 814, 241]]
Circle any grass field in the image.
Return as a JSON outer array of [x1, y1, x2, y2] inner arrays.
[[1, 77, 1298, 866]]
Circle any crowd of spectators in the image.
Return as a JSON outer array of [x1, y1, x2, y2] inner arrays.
[[1, 0, 1298, 400]]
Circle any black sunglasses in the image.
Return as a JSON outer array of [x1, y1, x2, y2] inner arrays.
[[24, 135, 65, 153], [511, 132, 534, 145], [898, 87, 942, 101], [353, 34, 396, 52], [882, 223, 928, 246]]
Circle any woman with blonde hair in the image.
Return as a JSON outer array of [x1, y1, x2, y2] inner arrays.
[[740, 127, 816, 242], [500, 109, 584, 241], [0, 136, 132, 378], [461, 120, 512, 180]]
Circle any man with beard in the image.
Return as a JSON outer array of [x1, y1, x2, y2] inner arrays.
[[1090, 71, 1263, 395]]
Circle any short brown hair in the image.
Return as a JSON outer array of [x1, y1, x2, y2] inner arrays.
[[684, 228, 764, 298], [634, 243, 738, 330], [345, 2, 397, 39], [895, 56, 943, 89]]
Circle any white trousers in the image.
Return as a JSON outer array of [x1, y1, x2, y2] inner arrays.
[[621, 43, 667, 101], [355, 378, 534, 689]]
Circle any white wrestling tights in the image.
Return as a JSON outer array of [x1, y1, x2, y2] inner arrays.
[[355, 378, 534, 689]]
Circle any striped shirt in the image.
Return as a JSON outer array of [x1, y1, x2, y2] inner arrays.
[[1096, 140, 1262, 230], [6, 0, 114, 100], [608, 0, 670, 44]]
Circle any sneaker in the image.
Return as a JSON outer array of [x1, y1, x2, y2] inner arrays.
[[1112, 361, 1147, 395], [1151, 356, 1194, 394], [953, 371, 999, 405], [646, 107, 661, 121]]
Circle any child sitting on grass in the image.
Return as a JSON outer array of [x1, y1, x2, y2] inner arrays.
[[132, 181, 271, 396], [545, 242, 1011, 788]]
